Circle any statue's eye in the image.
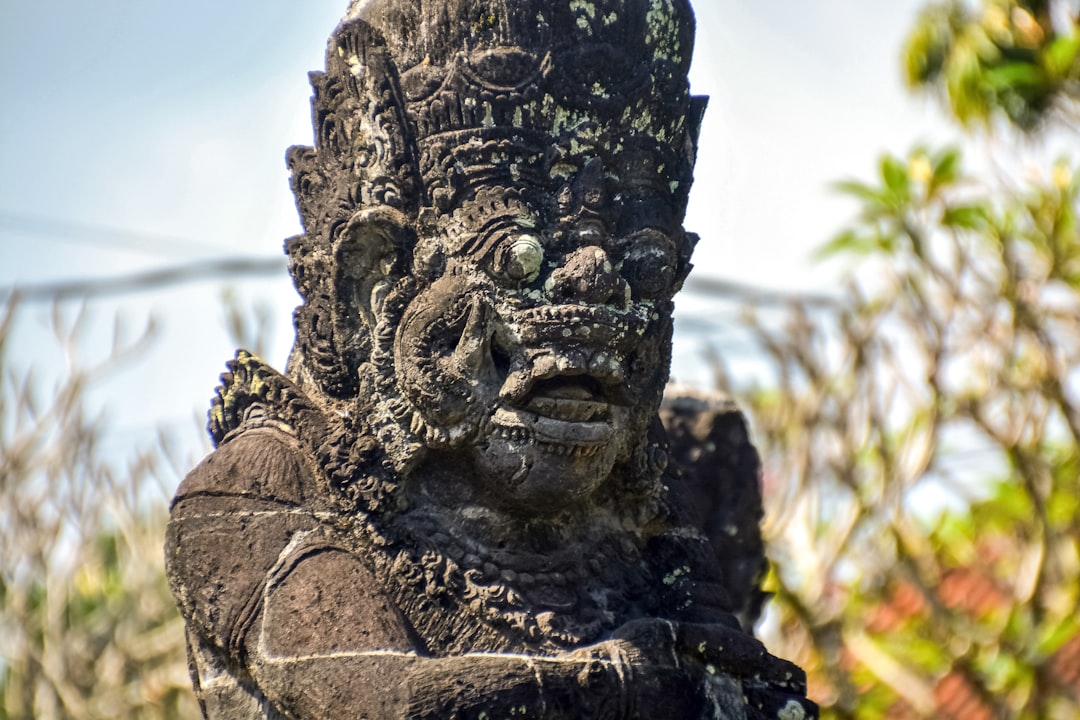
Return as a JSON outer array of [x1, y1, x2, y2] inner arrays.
[[621, 229, 676, 298], [493, 234, 544, 284]]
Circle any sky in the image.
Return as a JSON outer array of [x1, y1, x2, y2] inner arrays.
[[0, 0, 959, 464]]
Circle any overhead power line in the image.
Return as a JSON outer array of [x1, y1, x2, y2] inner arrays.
[[3, 257, 289, 302], [684, 275, 840, 308]]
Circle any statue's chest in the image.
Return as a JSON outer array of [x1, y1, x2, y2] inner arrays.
[[374, 527, 654, 655]]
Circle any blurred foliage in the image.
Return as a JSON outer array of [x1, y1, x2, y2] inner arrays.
[[903, 0, 1080, 130], [0, 299, 198, 719], [710, 3, 1080, 716], [723, 146, 1080, 715]]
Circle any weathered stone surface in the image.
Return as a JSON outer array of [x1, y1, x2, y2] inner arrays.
[[660, 390, 770, 632], [165, 1, 817, 717]]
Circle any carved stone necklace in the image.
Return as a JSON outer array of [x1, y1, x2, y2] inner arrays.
[[363, 508, 653, 654]]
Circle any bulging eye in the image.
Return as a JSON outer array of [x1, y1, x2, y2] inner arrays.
[[493, 233, 544, 284], [621, 229, 676, 298]]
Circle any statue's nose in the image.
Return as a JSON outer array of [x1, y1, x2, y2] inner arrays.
[[548, 246, 628, 306]]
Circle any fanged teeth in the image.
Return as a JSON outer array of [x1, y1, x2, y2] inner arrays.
[[535, 441, 604, 457], [532, 354, 559, 379], [491, 425, 604, 457], [496, 427, 532, 442]]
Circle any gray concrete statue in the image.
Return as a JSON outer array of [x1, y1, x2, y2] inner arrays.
[[165, 1, 817, 717]]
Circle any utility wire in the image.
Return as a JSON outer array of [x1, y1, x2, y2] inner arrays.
[[684, 275, 841, 308], [3, 257, 288, 302]]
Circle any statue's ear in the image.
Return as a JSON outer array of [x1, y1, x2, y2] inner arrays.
[[286, 145, 325, 235], [333, 206, 415, 335], [286, 207, 412, 400], [673, 230, 698, 290]]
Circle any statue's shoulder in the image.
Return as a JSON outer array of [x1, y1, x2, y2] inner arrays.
[[173, 427, 316, 509], [173, 351, 330, 510]]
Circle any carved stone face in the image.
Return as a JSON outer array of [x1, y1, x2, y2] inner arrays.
[[390, 166, 691, 513], [284, 2, 703, 515]]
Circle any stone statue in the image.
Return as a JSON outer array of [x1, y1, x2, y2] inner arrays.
[[165, 1, 817, 717]]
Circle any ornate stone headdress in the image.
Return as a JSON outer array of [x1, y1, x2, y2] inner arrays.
[[284, 0, 706, 400]]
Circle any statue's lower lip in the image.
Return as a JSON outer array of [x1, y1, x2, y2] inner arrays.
[[490, 406, 615, 445]]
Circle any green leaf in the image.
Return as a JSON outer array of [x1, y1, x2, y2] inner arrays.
[[946, 39, 996, 127], [901, 3, 961, 87], [880, 155, 911, 205], [832, 179, 888, 205], [983, 61, 1046, 90], [1047, 481, 1079, 528], [814, 229, 875, 260], [930, 146, 963, 192], [942, 204, 989, 230], [1043, 34, 1080, 78], [1036, 615, 1080, 657]]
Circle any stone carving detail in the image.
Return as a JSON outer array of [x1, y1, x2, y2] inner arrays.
[[166, 1, 817, 717]]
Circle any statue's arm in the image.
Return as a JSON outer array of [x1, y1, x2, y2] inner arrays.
[[246, 546, 810, 719], [246, 645, 723, 720], [246, 540, 720, 719]]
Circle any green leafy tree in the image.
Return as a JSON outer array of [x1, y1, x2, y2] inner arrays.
[[716, 3, 1080, 716], [725, 146, 1079, 718], [904, 0, 1080, 130]]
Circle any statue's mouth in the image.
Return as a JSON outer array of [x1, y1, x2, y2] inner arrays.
[[479, 302, 643, 449], [521, 376, 610, 423], [488, 365, 625, 450], [497, 344, 628, 405]]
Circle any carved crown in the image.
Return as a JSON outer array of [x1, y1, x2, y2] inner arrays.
[[291, 0, 703, 229], [284, 0, 705, 399]]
